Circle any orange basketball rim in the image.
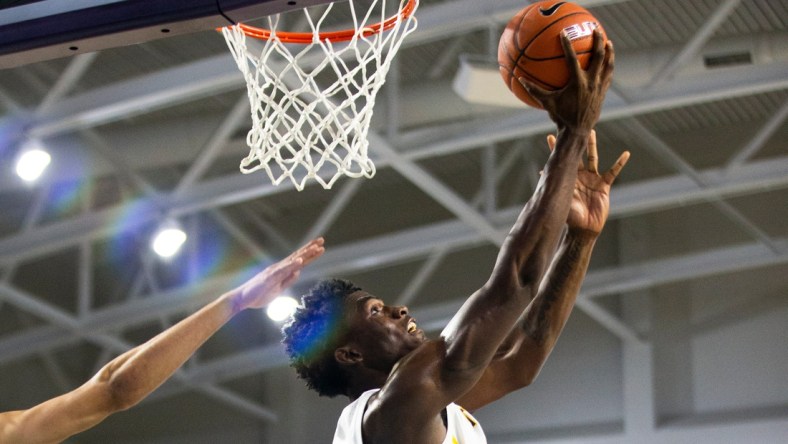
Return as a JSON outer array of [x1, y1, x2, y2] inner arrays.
[[225, 0, 418, 43]]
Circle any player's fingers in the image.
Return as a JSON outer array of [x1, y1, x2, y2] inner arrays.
[[519, 78, 552, 105], [546, 134, 556, 152], [604, 39, 615, 71], [587, 130, 599, 174], [560, 32, 582, 81], [587, 28, 606, 76], [604, 151, 630, 184], [600, 40, 615, 90]]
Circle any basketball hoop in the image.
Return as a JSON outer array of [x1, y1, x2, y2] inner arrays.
[[221, 0, 419, 191]]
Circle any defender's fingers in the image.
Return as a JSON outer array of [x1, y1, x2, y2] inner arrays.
[[272, 257, 304, 279], [301, 246, 325, 265], [299, 237, 324, 253], [295, 239, 325, 262], [280, 269, 301, 290], [560, 32, 583, 81], [587, 130, 599, 174], [603, 151, 630, 184]]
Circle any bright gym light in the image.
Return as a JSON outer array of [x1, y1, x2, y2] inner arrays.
[[266, 296, 299, 322], [15, 144, 52, 182], [151, 221, 187, 258]]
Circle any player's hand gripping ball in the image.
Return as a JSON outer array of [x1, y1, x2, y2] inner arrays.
[[498, 1, 608, 108]]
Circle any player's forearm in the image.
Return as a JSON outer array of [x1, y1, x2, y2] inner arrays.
[[520, 229, 596, 355], [441, 130, 588, 379], [493, 129, 587, 288], [98, 291, 239, 409], [453, 231, 597, 409]]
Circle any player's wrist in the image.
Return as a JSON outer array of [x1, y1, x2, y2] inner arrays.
[[565, 227, 600, 243], [554, 127, 590, 152]]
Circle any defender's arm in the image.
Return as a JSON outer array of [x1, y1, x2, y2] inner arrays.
[[0, 238, 324, 444]]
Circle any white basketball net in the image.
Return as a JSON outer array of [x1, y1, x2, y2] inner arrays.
[[222, 0, 419, 191]]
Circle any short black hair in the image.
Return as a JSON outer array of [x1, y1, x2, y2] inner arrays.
[[282, 278, 362, 398]]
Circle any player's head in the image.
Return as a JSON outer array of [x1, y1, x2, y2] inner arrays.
[[282, 278, 426, 398]]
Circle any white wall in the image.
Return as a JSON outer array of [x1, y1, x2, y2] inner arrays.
[[473, 311, 624, 440]]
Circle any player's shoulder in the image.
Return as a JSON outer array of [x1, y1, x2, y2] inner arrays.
[[385, 338, 449, 389], [369, 339, 453, 415]]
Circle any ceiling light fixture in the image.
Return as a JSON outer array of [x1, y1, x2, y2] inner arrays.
[[266, 295, 299, 322], [151, 219, 187, 258], [15, 140, 51, 182]]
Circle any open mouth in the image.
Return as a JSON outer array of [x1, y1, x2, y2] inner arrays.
[[407, 319, 418, 334]]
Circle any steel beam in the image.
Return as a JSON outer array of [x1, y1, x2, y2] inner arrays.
[[612, 119, 780, 253], [7, 0, 780, 145], [100, 236, 788, 387], [2, 214, 787, 367], [3, 153, 786, 266], [370, 132, 505, 245], [0, 282, 278, 422], [36, 53, 98, 113], [0, 0, 328, 68], [647, 0, 742, 86], [726, 99, 788, 169]]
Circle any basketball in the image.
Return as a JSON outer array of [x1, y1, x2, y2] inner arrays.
[[498, 1, 607, 108]]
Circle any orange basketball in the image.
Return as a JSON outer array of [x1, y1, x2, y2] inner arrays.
[[498, 1, 607, 108]]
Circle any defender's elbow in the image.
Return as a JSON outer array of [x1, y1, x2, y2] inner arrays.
[[101, 372, 144, 412]]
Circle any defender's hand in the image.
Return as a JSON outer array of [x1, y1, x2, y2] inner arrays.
[[234, 237, 325, 311]]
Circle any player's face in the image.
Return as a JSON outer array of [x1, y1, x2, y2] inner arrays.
[[342, 290, 427, 371]]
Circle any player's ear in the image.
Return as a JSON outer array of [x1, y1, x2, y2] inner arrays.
[[334, 346, 363, 366]]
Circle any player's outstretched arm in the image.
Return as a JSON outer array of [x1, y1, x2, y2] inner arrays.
[[0, 238, 324, 444], [372, 31, 615, 425], [458, 132, 629, 410], [435, 28, 615, 398]]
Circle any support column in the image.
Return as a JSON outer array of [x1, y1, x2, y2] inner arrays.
[[618, 215, 657, 438]]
